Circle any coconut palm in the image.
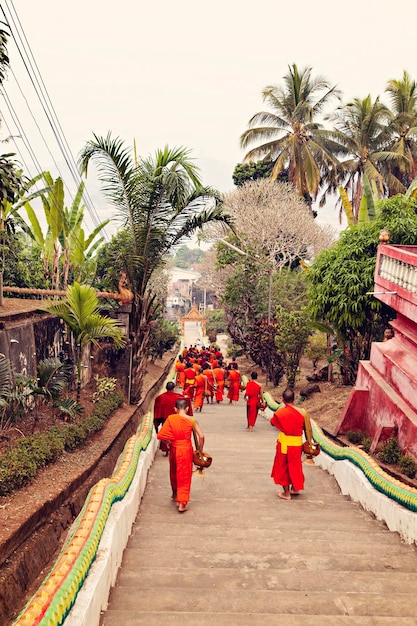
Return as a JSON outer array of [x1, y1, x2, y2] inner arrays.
[[78, 133, 233, 402], [240, 64, 341, 210], [384, 70, 417, 193], [326, 95, 393, 223], [41, 282, 126, 401]]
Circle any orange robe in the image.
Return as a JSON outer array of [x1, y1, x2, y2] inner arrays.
[[213, 366, 225, 402], [227, 369, 241, 402], [204, 368, 215, 401], [157, 413, 194, 505], [270, 404, 305, 492], [183, 367, 196, 400], [175, 360, 185, 388], [153, 390, 193, 452], [193, 373, 208, 409], [245, 379, 262, 427]]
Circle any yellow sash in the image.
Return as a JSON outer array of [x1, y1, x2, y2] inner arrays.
[[278, 432, 302, 453]]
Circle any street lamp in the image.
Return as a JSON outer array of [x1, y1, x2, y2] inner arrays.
[[219, 239, 274, 386]]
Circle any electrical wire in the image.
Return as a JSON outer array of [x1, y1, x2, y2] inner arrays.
[[0, 1, 111, 241]]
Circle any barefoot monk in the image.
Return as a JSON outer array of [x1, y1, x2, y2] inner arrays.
[[157, 398, 204, 513], [270, 388, 305, 500]]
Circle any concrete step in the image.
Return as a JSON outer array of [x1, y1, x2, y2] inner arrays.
[[102, 613, 417, 626]]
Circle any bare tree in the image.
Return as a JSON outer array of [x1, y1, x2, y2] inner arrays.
[[220, 179, 334, 268]]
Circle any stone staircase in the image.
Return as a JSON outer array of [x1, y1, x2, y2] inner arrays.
[[100, 396, 417, 625]]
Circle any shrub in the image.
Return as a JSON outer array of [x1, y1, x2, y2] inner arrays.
[[361, 437, 373, 454], [398, 454, 417, 479], [92, 375, 117, 403], [0, 391, 124, 496], [305, 333, 327, 371], [378, 437, 402, 465], [16, 434, 54, 468], [347, 430, 366, 445], [63, 424, 88, 451], [0, 448, 37, 495]]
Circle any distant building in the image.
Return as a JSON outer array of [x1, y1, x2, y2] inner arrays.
[[165, 267, 201, 318]]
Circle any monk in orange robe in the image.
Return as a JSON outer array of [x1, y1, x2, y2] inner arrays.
[[270, 388, 305, 500], [157, 397, 204, 512], [154, 381, 193, 454], [213, 361, 226, 403], [183, 362, 196, 400], [175, 355, 186, 389], [203, 365, 215, 404], [193, 368, 208, 412], [244, 371, 263, 432], [227, 364, 241, 404]]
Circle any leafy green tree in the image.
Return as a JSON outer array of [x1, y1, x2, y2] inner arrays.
[[3, 230, 45, 291], [232, 161, 286, 186], [206, 309, 225, 343], [220, 254, 308, 385], [0, 155, 25, 305], [307, 194, 417, 379], [149, 319, 180, 362], [304, 333, 328, 372], [173, 245, 206, 269], [326, 96, 392, 221], [274, 305, 311, 388], [79, 133, 233, 402], [41, 282, 126, 401], [240, 64, 340, 210]]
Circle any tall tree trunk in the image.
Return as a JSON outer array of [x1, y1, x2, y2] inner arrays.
[[129, 294, 157, 404]]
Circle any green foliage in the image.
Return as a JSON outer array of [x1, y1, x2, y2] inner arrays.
[[149, 319, 180, 362], [304, 333, 327, 370], [0, 153, 24, 207], [36, 357, 73, 403], [54, 397, 84, 420], [3, 233, 46, 290], [172, 245, 206, 269], [232, 161, 284, 186], [307, 194, 417, 376], [274, 305, 311, 388], [226, 344, 243, 358], [347, 430, 366, 444], [94, 229, 133, 294], [378, 437, 402, 465], [92, 375, 117, 402], [221, 265, 308, 386], [398, 454, 417, 479], [206, 309, 225, 344], [79, 134, 233, 403], [41, 282, 126, 401], [361, 437, 373, 453], [0, 448, 37, 495], [0, 391, 124, 495]]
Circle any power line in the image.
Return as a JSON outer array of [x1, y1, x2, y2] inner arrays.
[[0, 1, 111, 240]]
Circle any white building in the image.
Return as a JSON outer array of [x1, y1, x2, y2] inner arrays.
[[165, 267, 201, 313]]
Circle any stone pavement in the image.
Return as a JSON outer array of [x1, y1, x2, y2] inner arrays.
[[100, 390, 417, 625]]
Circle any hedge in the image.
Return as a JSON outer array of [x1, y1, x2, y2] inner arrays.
[[0, 391, 124, 496]]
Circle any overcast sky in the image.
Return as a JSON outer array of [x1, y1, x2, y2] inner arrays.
[[1, 0, 415, 237]]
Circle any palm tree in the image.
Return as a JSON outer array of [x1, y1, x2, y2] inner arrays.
[[78, 133, 233, 403], [384, 70, 417, 193], [327, 95, 393, 223], [240, 64, 341, 210], [41, 282, 126, 401]]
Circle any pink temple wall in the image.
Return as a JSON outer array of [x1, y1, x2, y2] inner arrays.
[[335, 244, 417, 460]]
